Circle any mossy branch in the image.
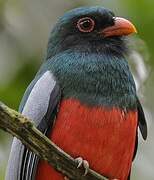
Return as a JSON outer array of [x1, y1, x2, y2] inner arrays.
[[0, 102, 108, 180]]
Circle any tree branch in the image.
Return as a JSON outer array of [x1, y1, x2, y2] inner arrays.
[[0, 102, 108, 180]]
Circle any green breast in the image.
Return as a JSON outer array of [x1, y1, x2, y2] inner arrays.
[[40, 50, 137, 109]]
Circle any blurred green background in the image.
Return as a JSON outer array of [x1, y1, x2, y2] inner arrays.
[[0, 0, 154, 179]]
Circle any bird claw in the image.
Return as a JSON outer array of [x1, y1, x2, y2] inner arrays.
[[64, 177, 69, 180], [75, 157, 89, 176]]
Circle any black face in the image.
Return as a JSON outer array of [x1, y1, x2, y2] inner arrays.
[[47, 7, 127, 59], [55, 7, 115, 39]]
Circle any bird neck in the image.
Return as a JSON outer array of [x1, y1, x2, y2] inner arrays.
[[46, 31, 128, 60]]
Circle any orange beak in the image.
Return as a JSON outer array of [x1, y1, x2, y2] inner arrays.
[[101, 17, 137, 37]]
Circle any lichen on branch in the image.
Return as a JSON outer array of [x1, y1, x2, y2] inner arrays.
[[0, 101, 108, 180]]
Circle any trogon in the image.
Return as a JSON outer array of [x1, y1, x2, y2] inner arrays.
[[6, 6, 147, 180]]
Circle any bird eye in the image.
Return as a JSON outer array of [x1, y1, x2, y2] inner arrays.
[[77, 17, 95, 33]]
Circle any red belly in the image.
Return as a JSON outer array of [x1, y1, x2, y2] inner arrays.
[[36, 98, 137, 180]]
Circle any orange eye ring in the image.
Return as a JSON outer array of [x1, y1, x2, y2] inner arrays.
[[77, 17, 95, 33]]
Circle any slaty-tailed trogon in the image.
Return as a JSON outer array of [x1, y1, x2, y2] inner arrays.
[[6, 6, 147, 180]]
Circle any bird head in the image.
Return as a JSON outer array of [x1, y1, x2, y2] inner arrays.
[[46, 6, 137, 59]]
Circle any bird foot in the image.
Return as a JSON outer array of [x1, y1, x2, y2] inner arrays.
[[64, 177, 69, 180], [75, 157, 89, 176]]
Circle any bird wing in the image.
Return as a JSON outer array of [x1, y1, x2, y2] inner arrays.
[[134, 97, 147, 157], [132, 97, 147, 161], [128, 98, 147, 179], [134, 98, 147, 157], [137, 98, 148, 140], [5, 70, 61, 180]]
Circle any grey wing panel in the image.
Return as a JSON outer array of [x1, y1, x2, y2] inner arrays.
[[18, 74, 42, 113], [5, 138, 24, 180], [22, 71, 57, 127], [5, 71, 61, 180]]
